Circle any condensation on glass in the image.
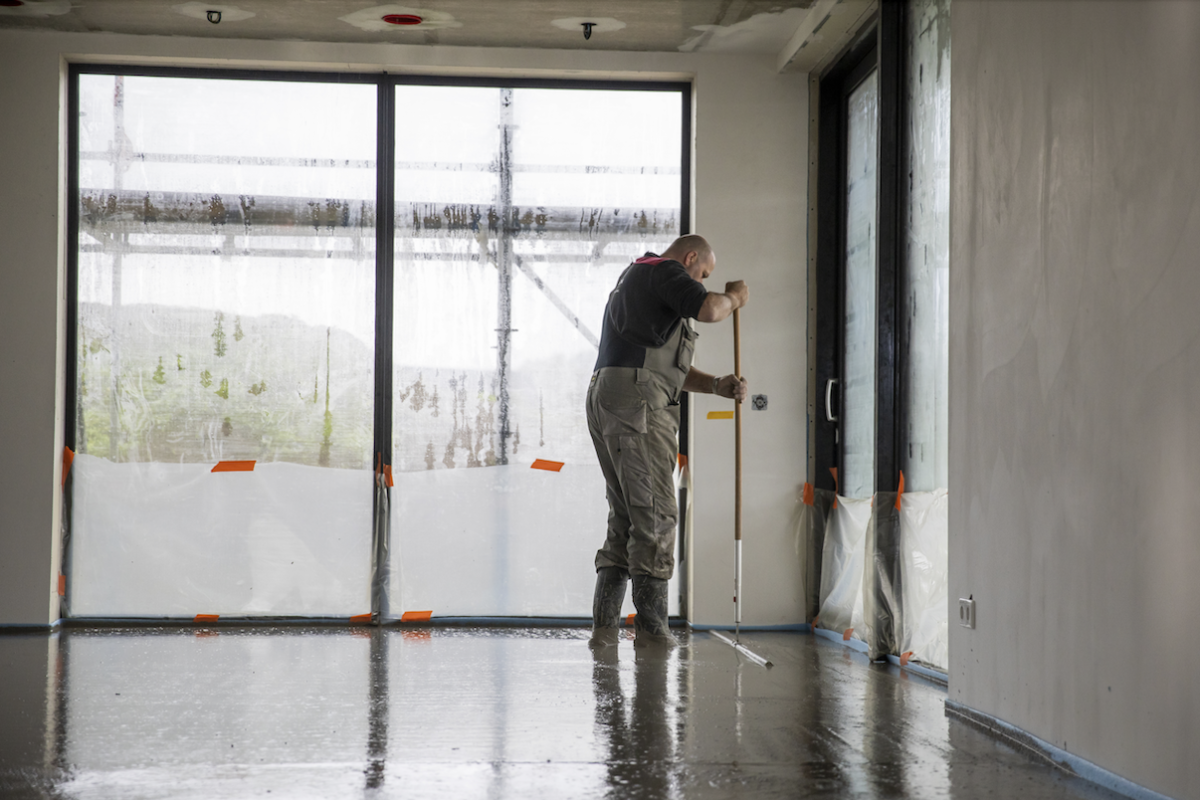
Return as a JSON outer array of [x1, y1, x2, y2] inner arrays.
[[901, 0, 951, 492], [71, 75, 376, 617], [842, 70, 880, 501], [388, 87, 683, 618]]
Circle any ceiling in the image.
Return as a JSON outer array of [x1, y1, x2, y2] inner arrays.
[[0, 0, 819, 53]]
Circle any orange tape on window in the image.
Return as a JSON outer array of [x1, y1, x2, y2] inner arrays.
[[803, 482, 814, 506], [383, 464, 394, 487], [62, 447, 75, 488], [350, 613, 373, 624], [900, 651, 914, 666], [211, 460, 255, 473], [842, 628, 854, 641], [625, 613, 636, 627], [531, 459, 564, 472], [401, 610, 432, 622], [57, 575, 65, 597], [895, 470, 905, 510], [677, 453, 688, 469], [830, 467, 839, 509], [706, 410, 734, 420], [194, 614, 219, 623]]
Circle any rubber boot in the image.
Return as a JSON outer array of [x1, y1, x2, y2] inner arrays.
[[631, 574, 675, 649], [589, 566, 629, 649]]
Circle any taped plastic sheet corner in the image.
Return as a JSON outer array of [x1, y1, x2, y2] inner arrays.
[[816, 494, 871, 640], [793, 486, 835, 622], [69, 453, 373, 617]]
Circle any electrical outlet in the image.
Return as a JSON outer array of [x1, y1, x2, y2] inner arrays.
[[958, 596, 975, 629]]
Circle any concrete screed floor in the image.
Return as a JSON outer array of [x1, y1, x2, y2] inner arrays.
[[0, 627, 1129, 800]]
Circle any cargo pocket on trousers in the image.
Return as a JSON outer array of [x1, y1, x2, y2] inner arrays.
[[600, 400, 648, 436], [617, 435, 655, 509]]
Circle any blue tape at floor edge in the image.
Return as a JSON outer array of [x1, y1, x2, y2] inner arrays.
[[944, 701, 1174, 800]]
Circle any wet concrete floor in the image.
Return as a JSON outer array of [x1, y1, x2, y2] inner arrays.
[[0, 627, 1128, 799]]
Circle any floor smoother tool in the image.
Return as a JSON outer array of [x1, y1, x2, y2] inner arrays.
[[713, 307, 773, 669]]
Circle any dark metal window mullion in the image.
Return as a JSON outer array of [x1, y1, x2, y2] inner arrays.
[[371, 78, 396, 622], [874, 1, 904, 495]]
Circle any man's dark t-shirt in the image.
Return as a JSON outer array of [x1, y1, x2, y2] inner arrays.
[[595, 254, 708, 370]]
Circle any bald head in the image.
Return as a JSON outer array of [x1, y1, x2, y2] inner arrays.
[[662, 235, 716, 281]]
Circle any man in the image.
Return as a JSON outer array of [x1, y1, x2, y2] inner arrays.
[[587, 234, 749, 647]]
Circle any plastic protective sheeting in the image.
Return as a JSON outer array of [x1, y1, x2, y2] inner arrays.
[[388, 465, 606, 618], [69, 454, 372, 617], [897, 488, 948, 668], [816, 495, 872, 639], [862, 492, 902, 660]]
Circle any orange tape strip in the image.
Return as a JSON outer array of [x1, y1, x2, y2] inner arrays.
[[900, 651, 914, 666], [830, 467, 839, 509], [401, 610, 432, 622], [812, 615, 820, 628], [895, 470, 905, 510], [57, 575, 65, 597], [706, 410, 734, 420], [62, 447, 75, 488], [677, 453, 688, 469], [211, 460, 255, 473], [803, 482, 814, 506], [843, 628, 854, 641], [350, 613, 373, 624], [383, 464, 394, 487], [625, 613, 636, 627], [194, 614, 219, 623], [531, 459, 564, 472]]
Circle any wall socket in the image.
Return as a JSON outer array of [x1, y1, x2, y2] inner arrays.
[[958, 596, 976, 629]]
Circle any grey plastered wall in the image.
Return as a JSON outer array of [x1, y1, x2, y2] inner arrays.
[[949, 2, 1200, 797], [0, 30, 808, 627]]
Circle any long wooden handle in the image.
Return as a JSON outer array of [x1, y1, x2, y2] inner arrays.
[[733, 308, 742, 543]]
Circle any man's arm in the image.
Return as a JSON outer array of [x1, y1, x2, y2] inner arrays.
[[696, 280, 749, 323], [684, 367, 749, 402]]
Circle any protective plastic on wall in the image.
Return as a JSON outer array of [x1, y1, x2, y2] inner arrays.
[[897, 488, 948, 667], [816, 495, 872, 639], [804, 487, 947, 670], [69, 454, 372, 617]]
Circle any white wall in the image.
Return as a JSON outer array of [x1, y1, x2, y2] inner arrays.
[[0, 30, 809, 627], [949, 2, 1200, 798]]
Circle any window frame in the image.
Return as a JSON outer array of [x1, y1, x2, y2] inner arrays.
[[63, 64, 692, 620]]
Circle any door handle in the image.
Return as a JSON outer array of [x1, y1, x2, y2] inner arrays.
[[825, 378, 838, 423]]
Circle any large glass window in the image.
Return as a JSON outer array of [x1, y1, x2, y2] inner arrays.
[[842, 70, 880, 500], [70, 73, 377, 618], [67, 70, 688, 620], [387, 85, 683, 618]]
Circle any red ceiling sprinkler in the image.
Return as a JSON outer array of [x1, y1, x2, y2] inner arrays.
[[382, 13, 423, 25], [0, 1, 26, 6]]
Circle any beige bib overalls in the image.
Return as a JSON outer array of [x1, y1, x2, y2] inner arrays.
[[586, 318, 697, 580]]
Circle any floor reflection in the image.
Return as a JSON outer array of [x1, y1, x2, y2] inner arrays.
[[0, 627, 1133, 800]]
